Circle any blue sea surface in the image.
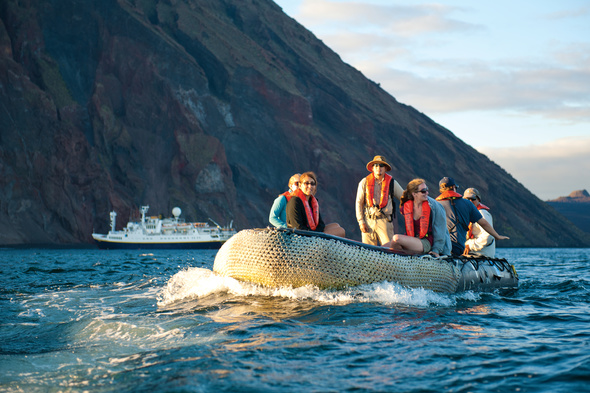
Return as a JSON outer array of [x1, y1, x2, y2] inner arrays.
[[0, 247, 589, 392]]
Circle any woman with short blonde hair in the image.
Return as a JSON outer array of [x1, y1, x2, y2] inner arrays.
[[269, 173, 301, 228]]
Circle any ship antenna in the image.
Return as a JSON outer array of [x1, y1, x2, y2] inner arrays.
[[208, 218, 222, 229], [140, 206, 149, 224]]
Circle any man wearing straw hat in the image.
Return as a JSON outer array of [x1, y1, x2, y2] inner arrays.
[[355, 155, 403, 246]]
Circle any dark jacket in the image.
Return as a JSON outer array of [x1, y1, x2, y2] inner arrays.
[[286, 195, 326, 232]]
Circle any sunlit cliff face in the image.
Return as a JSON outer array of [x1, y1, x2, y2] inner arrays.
[[0, 0, 587, 246]]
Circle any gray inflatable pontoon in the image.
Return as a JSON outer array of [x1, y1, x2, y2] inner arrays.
[[213, 228, 518, 293]]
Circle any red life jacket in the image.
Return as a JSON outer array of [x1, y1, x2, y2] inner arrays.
[[468, 204, 491, 238], [281, 191, 293, 202], [293, 189, 320, 230], [435, 190, 463, 201], [402, 200, 431, 238], [365, 173, 392, 209]]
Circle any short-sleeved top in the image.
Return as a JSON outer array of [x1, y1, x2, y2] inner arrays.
[[439, 197, 483, 255]]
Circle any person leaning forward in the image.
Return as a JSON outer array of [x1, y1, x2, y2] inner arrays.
[[463, 187, 496, 257], [355, 155, 403, 246], [436, 176, 508, 256]]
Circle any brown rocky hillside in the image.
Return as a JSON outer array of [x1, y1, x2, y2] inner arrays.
[[1, 0, 589, 247]]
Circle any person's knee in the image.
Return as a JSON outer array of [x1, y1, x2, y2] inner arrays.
[[325, 223, 345, 238], [332, 226, 345, 238]]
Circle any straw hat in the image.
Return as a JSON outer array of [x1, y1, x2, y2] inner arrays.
[[366, 155, 392, 172]]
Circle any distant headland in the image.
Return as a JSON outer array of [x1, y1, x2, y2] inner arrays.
[[547, 190, 590, 233]]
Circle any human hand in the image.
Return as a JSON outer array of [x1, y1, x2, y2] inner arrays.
[[462, 245, 470, 256], [359, 222, 369, 233]]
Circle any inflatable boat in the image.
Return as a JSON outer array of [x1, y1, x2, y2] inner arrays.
[[213, 228, 518, 293]]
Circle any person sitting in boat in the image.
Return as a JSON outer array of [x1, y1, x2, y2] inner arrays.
[[269, 173, 301, 229], [463, 187, 496, 257], [383, 179, 451, 257], [436, 176, 508, 256], [286, 171, 346, 237]]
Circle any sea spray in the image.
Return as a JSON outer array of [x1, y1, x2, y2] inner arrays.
[[158, 267, 460, 308]]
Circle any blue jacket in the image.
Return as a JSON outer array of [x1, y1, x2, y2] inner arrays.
[[269, 194, 289, 228], [428, 196, 452, 256]]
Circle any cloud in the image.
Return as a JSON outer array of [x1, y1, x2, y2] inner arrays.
[[478, 136, 590, 200], [298, 0, 481, 36], [294, 1, 590, 123], [371, 56, 590, 121], [544, 6, 590, 20], [283, 0, 590, 197]]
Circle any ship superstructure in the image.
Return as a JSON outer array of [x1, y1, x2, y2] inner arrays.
[[92, 206, 235, 249]]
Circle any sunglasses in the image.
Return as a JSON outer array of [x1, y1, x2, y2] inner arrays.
[[302, 181, 316, 186], [374, 164, 386, 168], [417, 188, 429, 194]]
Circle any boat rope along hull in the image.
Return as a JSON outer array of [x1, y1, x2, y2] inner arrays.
[[213, 228, 518, 293]]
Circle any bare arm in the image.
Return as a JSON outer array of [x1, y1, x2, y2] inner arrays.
[[477, 218, 509, 240]]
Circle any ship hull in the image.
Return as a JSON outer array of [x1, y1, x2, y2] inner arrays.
[[92, 206, 235, 250], [94, 238, 226, 250]]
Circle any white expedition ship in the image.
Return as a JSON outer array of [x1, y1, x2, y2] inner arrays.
[[92, 206, 235, 249]]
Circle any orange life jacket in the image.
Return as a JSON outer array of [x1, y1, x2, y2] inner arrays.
[[293, 189, 320, 230], [365, 173, 392, 209], [402, 200, 431, 238], [477, 203, 490, 211], [435, 190, 463, 201], [281, 191, 293, 202], [467, 204, 491, 238]]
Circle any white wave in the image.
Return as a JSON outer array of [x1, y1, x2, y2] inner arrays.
[[157, 267, 457, 307], [81, 319, 185, 344]]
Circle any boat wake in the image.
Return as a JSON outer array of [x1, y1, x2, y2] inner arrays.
[[157, 267, 480, 309]]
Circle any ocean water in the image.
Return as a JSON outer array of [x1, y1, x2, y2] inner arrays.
[[0, 246, 588, 393]]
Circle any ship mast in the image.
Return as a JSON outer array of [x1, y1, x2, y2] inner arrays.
[[140, 206, 149, 225], [109, 211, 117, 233]]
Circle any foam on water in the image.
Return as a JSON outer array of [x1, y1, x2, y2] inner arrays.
[[157, 267, 468, 308], [2, 248, 589, 393]]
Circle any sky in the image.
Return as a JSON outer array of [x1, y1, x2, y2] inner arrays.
[[273, 0, 590, 200]]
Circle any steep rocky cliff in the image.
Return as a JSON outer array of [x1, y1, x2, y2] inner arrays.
[[1, 0, 588, 247]]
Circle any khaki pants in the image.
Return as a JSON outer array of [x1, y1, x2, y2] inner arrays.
[[361, 216, 394, 246]]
